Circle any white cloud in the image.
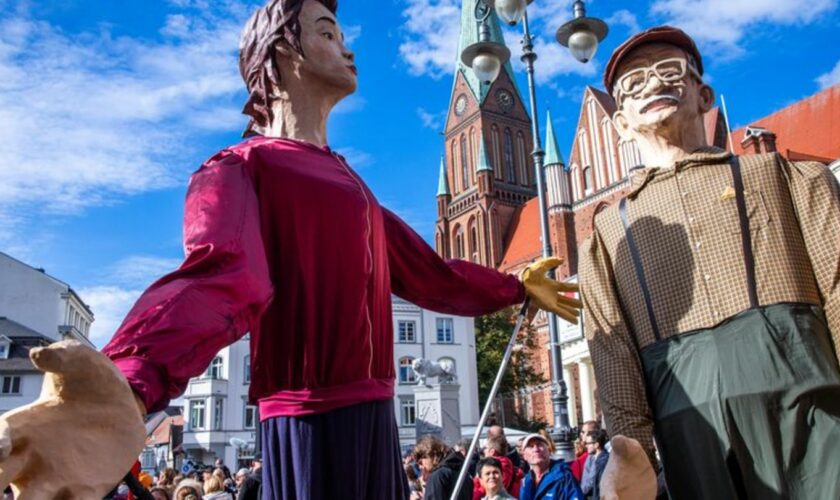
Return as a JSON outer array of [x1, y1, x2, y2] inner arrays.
[[398, 0, 461, 79], [79, 285, 144, 348], [0, 2, 254, 230], [816, 59, 840, 89], [397, 0, 597, 85], [606, 9, 641, 35], [651, 0, 838, 58], [417, 107, 447, 130], [334, 94, 367, 114], [81, 254, 183, 347], [343, 25, 362, 46], [106, 255, 183, 288], [336, 147, 374, 168]]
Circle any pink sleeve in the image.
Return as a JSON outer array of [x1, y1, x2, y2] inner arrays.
[[103, 150, 273, 412], [383, 208, 525, 316]]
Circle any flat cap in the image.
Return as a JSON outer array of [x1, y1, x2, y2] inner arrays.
[[604, 25, 703, 95]]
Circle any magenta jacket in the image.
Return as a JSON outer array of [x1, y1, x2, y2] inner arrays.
[[103, 137, 524, 419]]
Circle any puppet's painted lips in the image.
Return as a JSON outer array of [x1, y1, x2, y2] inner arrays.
[[641, 95, 679, 113]]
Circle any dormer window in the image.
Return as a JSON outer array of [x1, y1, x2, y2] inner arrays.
[[0, 336, 11, 360]]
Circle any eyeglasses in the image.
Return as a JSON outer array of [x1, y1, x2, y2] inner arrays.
[[614, 57, 701, 100]]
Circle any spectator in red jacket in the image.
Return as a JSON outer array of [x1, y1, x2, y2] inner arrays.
[[571, 421, 600, 482], [473, 435, 523, 500]]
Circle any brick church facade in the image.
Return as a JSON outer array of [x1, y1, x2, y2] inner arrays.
[[434, 0, 840, 428]]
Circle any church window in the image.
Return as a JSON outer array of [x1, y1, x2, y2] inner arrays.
[[570, 163, 580, 200], [587, 98, 604, 187], [504, 128, 515, 183], [517, 132, 528, 185], [470, 128, 479, 176], [451, 140, 459, 192], [469, 221, 479, 263], [601, 118, 618, 181], [583, 167, 594, 195], [491, 125, 502, 179], [454, 226, 465, 259], [461, 134, 470, 189]]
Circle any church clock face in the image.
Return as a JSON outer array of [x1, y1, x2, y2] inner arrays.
[[455, 94, 468, 116], [496, 89, 514, 111]]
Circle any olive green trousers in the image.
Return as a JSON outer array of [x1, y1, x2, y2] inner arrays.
[[641, 303, 840, 500]]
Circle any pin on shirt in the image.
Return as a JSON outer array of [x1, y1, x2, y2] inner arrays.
[[721, 186, 736, 201]]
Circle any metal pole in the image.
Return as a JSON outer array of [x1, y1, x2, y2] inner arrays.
[[449, 298, 531, 500], [520, 9, 574, 460]]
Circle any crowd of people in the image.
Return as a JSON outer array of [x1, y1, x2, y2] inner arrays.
[[404, 422, 611, 500], [100, 456, 263, 500]]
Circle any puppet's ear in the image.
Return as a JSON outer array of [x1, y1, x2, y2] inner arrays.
[[613, 110, 632, 141]]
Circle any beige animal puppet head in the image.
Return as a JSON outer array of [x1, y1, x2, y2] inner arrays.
[[0, 340, 145, 499]]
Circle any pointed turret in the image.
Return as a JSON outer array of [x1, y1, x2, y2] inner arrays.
[[475, 130, 494, 195], [476, 131, 493, 172], [544, 111, 573, 209], [437, 155, 451, 196], [544, 110, 565, 167]]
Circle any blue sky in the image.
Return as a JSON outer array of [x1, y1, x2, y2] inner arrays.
[[1, 0, 838, 346]]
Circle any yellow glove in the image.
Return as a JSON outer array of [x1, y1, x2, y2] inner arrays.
[[521, 257, 582, 324]]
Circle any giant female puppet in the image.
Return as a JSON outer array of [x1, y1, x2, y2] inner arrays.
[[586, 26, 840, 500], [0, 1, 581, 498]]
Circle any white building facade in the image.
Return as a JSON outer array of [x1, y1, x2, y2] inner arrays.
[[181, 297, 481, 468], [0, 252, 94, 414]]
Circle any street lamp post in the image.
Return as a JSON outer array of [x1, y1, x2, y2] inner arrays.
[[461, 0, 607, 460]]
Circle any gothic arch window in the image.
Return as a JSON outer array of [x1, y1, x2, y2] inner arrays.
[[454, 225, 465, 259], [435, 231, 442, 254], [461, 134, 470, 190], [570, 164, 580, 200], [583, 166, 594, 195], [451, 140, 459, 192], [601, 118, 618, 182], [504, 128, 515, 183], [468, 217, 479, 263], [586, 98, 604, 188], [491, 125, 502, 179], [470, 128, 479, 176], [516, 132, 528, 185]]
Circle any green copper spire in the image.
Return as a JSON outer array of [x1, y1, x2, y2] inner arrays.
[[476, 130, 493, 172], [456, 0, 522, 104], [437, 155, 450, 196], [544, 110, 565, 167]]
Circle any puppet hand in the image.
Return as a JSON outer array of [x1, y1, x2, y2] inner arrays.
[[599, 435, 658, 500], [0, 340, 146, 499], [521, 257, 582, 324]]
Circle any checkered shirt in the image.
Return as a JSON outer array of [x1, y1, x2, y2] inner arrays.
[[578, 147, 840, 464]]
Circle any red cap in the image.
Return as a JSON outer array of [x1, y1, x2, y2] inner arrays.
[[604, 25, 703, 95]]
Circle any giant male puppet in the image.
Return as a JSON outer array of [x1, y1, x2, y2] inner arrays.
[[0, 1, 582, 498], [583, 26, 840, 499]]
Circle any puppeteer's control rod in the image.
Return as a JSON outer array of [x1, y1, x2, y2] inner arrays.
[[450, 298, 531, 500]]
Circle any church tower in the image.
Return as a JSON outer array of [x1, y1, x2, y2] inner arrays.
[[435, 0, 537, 267]]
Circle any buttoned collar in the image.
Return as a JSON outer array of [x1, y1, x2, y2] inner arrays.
[[627, 146, 731, 199]]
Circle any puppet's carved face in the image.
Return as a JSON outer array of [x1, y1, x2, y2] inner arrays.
[[278, 0, 357, 97], [613, 43, 713, 142]]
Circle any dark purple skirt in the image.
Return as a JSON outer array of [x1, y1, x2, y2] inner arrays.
[[261, 398, 410, 500]]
